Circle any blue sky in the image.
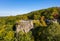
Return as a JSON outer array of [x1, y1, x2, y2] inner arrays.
[[0, 0, 60, 16]]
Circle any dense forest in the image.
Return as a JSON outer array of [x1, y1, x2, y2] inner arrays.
[[0, 7, 60, 41]]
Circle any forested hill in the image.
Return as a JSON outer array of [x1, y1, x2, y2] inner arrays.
[[0, 7, 60, 41], [0, 7, 60, 25], [0, 7, 59, 25]]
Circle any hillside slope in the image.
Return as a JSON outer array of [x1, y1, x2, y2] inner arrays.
[[0, 7, 60, 25], [0, 7, 60, 41]]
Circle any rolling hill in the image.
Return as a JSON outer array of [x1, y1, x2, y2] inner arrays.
[[0, 7, 60, 41]]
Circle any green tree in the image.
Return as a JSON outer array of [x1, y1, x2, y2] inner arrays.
[[4, 31, 14, 41], [0, 28, 6, 41], [44, 22, 60, 41], [18, 31, 34, 41]]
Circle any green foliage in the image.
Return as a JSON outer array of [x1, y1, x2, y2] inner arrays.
[[0, 28, 6, 41], [0, 7, 60, 41], [34, 15, 40, 20], [42, 22, 60, 41], [4, 31, 14, 41], [17, 31, 34, 41]]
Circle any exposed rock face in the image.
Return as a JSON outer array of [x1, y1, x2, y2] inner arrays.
[[16, 20, 33, 33], [16, 19, 59, 33]]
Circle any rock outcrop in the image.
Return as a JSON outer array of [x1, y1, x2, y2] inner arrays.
[[16, 20, 33, 33]]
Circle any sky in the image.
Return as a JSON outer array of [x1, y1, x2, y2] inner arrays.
[[0, 0, 60, 16]]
